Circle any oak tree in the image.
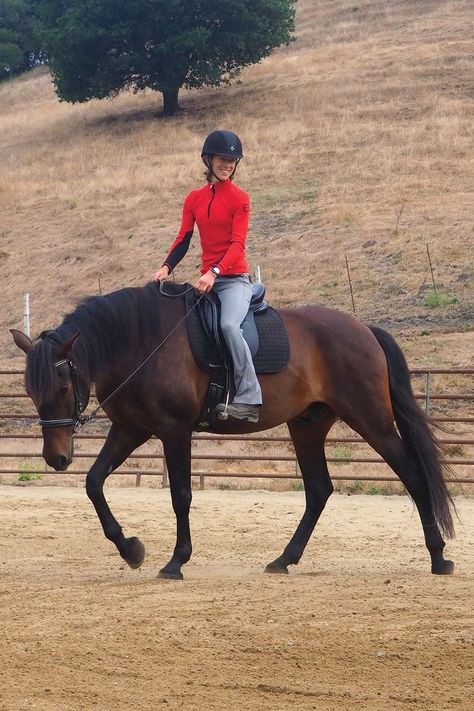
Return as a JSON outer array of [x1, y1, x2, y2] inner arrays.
[[36, 0, 296, 115]]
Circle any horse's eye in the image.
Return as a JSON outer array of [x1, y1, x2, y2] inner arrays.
[[60, 386, 69, 394]]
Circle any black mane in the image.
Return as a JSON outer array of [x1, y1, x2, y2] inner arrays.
[[26, 282, 163, 403]]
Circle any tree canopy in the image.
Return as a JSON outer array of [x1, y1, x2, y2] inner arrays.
[[35, 0, 296, 114], [0, 0, 41, 79]]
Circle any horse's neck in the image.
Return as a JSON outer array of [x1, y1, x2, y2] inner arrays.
[[65, 286, 166, 392], [82, 336, 151, 398]]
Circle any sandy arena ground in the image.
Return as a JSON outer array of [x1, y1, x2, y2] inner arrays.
[[0, 486, 472, 711]]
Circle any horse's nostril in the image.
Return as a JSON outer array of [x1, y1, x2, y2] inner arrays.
[[57, 455, 69, 471]]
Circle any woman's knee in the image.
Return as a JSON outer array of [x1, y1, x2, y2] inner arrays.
[[220, 318, 240, 336]]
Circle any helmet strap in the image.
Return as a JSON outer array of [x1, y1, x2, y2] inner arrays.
[[229, 158, 241, 180]]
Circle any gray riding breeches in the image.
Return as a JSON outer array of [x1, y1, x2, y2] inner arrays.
[[213, 274, 262, 405]]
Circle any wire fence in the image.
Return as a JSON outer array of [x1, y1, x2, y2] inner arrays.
[[0, 367, 473, 489]]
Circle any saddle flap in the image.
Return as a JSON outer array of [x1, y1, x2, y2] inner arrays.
[[197, 289, 261, 359], [198, 293, 220, 345], [158, 281, 290, 375]]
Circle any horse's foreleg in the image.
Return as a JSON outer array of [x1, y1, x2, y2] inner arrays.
[[266, 413, 336, 575], [85, 424, 149, 569], [158, 433, 192, 580]]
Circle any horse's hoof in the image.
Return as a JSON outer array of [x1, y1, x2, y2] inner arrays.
[[264, 562, 289, 575], [123, 536, 145, 569], [432, 559, 455, 575], [157, 568, 183, 581]]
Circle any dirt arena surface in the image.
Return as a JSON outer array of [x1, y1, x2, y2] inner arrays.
[[0, 486, 472, 711]]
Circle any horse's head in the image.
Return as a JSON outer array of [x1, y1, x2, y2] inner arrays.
[[10, 330, 90, 471]]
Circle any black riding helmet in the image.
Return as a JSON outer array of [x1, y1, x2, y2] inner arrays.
[[201, 130, 243, 160], [201, 130, 243, 182]]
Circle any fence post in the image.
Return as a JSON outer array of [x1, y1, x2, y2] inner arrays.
[[295, 457, 300, 477], [23, 293, 30, 337], [345, 256, 356, 313], [162, 457, 169, 488], [135, 473, 141, 487], [255, 265, 262, 283], [425, 371, 432, 414], [200, 474, 205, 490]]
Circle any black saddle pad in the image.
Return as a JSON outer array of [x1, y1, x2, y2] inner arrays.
[[159, 282, 290, 374]]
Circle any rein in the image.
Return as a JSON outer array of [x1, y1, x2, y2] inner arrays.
[[40, 285, 202, 433]]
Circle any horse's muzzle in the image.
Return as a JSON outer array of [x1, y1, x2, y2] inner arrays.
[[53, 454, 71, 471], [43, 434, 74, 471]]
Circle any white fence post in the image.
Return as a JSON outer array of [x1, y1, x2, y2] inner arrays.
[[255, 265, 262, 283], [23, 293, 30, 338]]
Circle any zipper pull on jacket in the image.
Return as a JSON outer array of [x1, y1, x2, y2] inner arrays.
[[207, 184, 216, 218]]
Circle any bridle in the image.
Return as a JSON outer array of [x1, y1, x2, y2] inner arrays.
[[38, 358, 88, 430]]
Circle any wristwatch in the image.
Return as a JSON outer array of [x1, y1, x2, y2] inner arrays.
[[210, 266, 221, 277]]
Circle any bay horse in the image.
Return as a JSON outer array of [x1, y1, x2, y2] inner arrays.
[[11, 282, 455, 578]]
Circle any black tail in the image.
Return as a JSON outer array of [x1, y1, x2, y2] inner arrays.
[[369, 326, 455, 538]]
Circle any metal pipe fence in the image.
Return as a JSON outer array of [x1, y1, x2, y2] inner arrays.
[[1, 367, 473, 488]]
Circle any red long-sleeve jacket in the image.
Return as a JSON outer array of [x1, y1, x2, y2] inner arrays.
[[163, 179, 250, 276]]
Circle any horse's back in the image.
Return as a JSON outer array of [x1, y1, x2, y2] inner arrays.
[[275, 303, 391, 411], [277, 302, 383, 358]]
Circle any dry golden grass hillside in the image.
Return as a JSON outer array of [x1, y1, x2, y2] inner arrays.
[[1, 0, 473, 367]]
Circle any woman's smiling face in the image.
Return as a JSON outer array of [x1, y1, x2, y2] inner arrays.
[[211, 155, 238, 181]]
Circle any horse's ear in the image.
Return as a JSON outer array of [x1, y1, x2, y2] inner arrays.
[[57, 332, 81, 359], [10, 329, 33, 354]]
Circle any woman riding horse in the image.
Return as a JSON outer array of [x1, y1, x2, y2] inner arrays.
[[152, 130, 262, 424]]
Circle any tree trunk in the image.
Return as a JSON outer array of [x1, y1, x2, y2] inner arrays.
[[162, 86, 180, 116]]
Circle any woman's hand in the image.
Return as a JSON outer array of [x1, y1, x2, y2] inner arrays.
[[152, 265, 170, 281], [194, 271, 216, 294]]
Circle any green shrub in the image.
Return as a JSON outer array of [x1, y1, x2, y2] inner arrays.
[[18, 461, 43, 483], [328, 445, 353, 464], [424, 290, 458, 308]]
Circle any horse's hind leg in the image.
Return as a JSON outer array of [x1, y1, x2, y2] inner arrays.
[[86, 423, 150, 569], [265, 410, 337, 575], [348, 419, 453, 575]]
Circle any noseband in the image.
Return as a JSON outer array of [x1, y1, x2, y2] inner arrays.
[[38, 358, 87, 430]]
